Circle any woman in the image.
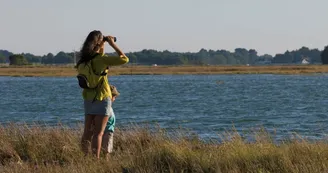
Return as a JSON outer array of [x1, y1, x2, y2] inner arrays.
[[76, 30, 129, 158]]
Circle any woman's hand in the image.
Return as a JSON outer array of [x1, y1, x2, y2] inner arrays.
[[104, 35, 126, 57], [104, 36, 116, 47]]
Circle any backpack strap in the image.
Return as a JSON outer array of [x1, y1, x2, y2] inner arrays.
[[92, 78, 105, 103], [90, 60, 107, 76], [82, 53, 107, 76], [89, 54, 107, 102]]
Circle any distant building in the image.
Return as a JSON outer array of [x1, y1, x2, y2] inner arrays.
[[301, 57, 310, 65]]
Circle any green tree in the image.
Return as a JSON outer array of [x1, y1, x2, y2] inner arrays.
[[234, 48, 249, 64], [22, 53, 42, 63], [42, 53, 55, 64], [54, 51, 73, 64], [2, 46, 324, 65], [0, 50, 13, 58], [213, 55, 227, 64], [272, 52, 293, 63], [9, 54, 29, 65], [0, 53, 6, 63], [321, 46, 328, 64], [248, 49, 258, 64]]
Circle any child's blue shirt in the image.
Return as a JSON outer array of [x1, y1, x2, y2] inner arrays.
[[105, 108, 115, 132]]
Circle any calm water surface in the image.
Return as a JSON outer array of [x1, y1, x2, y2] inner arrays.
[[1, 74, 328, 141]]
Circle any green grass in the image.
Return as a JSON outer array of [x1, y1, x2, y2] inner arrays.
[[1, 124, 328, 173]]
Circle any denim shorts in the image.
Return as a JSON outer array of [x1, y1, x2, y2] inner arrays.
[[84, 97, 112, 116]]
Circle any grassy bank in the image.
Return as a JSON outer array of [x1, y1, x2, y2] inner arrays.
[[1, 65, 328, 77], [1, 125, 328, 173]]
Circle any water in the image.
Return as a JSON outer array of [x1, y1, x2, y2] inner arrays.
[[1, 74, 328, 141]]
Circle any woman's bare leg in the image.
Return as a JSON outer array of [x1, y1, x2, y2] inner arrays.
[[81, 114, 95, 155], [92, 115, 109, 158]]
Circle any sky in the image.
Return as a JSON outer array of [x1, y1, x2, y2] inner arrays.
[[0, 0, 327, 56]]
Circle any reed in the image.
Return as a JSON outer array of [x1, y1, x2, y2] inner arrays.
[[1, 65, 328, 77], [0, 124, 328, 173]]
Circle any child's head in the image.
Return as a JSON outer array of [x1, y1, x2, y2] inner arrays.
[[110, 85, 120, 102]]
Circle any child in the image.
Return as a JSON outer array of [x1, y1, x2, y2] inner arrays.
[[101, 85, 119, 157]]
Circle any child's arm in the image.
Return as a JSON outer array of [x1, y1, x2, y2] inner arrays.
[[112, 116, 116, 129]]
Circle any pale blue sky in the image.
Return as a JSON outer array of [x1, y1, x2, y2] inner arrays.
[[1, 0, 327, 56]]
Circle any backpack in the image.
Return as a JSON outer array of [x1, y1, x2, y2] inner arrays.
[[76, 60, 107, 89]]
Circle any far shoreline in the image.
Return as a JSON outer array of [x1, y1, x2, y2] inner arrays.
[[1, 64, 328, 77]]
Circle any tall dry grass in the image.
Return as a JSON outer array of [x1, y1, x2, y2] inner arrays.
[[0, 124, 328, 173], [1, 65, 328, 76]]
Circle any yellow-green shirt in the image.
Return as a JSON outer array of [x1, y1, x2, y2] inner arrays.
[[77, 53, 129, 101]]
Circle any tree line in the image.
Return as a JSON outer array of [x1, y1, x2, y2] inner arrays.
[[1, 46, 328, 65]]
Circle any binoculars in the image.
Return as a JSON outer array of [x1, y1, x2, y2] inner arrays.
[[103, 36, 117, 42]]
